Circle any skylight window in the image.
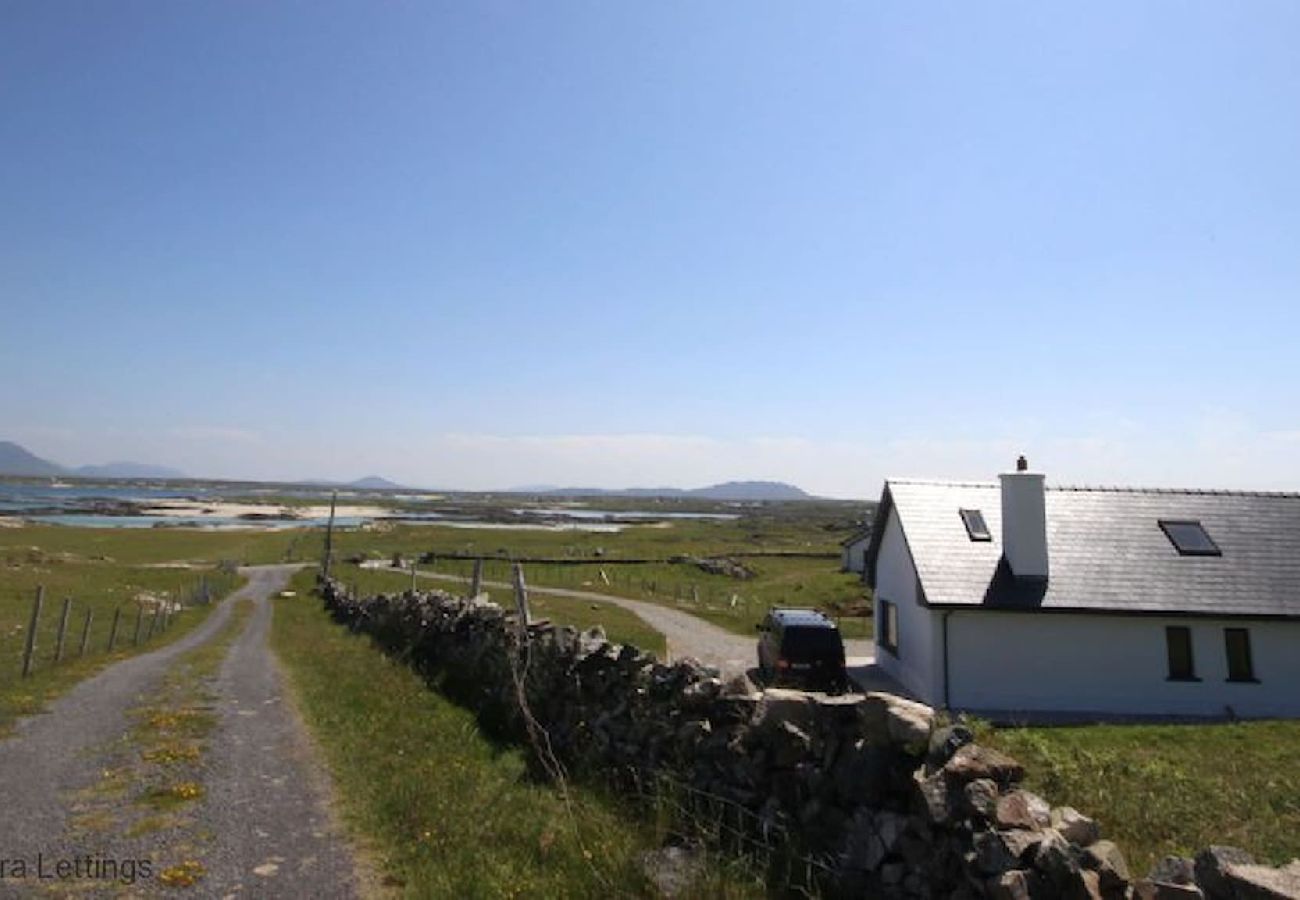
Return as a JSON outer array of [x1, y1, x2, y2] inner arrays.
[[1159, 520, 1221, 557], [960, 508, 992, 541]]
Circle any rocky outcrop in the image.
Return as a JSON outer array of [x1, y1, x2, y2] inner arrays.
[[317, 579, 1300, 899]]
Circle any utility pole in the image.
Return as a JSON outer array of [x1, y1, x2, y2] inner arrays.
[[322, 490, 337, 579]]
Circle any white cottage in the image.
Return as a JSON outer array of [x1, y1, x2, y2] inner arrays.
[[841, 528, 872, 574], [863, 458, 1300, 719]]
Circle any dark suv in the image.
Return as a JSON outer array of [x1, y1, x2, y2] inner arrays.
[[756, 608, 848, 691]]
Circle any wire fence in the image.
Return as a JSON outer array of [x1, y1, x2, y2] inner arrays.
[[10, 568, 240, 681], [617, 766, 838, 896]]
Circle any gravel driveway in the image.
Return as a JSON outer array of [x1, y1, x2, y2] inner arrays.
[[409, 569, 877, 677]]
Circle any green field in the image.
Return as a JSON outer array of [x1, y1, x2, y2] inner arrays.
[[982, 719, 1300, 874], [0, 524, 304, 566], [329, 564, 670, 658], [271, 569, 762, 898], [326, 513, 874, 639]]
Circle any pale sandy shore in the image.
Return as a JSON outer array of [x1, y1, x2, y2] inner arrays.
[[140, 500, 394, 520]]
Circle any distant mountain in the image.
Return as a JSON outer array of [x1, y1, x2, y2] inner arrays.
[[74, 462, 186, 479], [690, 481, 811, 501], [520, 480, 811, 501], [348, 476, 404, 490], [0, 440, 185, 480], [0, 441, 65, 477]]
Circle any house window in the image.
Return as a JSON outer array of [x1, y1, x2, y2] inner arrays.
[[959, 508, 992, 541], [878, 599, 899, 656], [1159, 520, 1222, 556], [1165, 626, 1196, 681], [1225, 628, 1256, 682]]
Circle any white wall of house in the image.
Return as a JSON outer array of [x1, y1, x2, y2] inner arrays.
[[842, 537, 869, 574], [873, 509, 942, 704], [946, 611, 1300, 718]]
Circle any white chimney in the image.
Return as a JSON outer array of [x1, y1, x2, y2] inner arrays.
[[999, 455, 1048, 580]]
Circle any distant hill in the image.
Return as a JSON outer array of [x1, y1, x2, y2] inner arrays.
[[520, 480, 811, 501], [348, 476, 405, 490], [74, 462, 186, 479], [0, 440, 185, 480], [0, 441, 65, 477], [690, 481, 811, 501]]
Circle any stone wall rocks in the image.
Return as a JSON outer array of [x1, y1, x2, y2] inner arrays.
[[317, 578, 1300, 900]]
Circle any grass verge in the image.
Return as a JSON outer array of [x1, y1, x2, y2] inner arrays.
[[271, 569, 763, 898], [980, 719, 1300, 874]]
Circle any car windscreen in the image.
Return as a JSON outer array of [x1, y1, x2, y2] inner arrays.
[[780, 626, 845, 663]]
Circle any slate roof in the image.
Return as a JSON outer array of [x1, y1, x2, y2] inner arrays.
[[865, 479, 1300, 619], [840, 528, 873, 548]]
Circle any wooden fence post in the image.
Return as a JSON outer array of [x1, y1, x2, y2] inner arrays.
[[78, 609, 94, 657], [54, 597, 73, 663], [133, 607, 144, 646], [107, 607, 122, 652], [470, 559, 483, 598], [21, 586, 44, 678], [512, 563, 530, 644], [147, 607, 161, 640], [323, 490, 337, 578], [410, 563, 418, 594]]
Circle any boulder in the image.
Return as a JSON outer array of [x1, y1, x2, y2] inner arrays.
[[991, 869, 1047, 900], [770, 720, 813, 768], [1052, 806, 1102, 847], [1149, 857, 1197, 886], [965, 778, 1001, 820], [753, 688, 817, 735], [943, 743, 1026, 787], [1082, 839, 1131, 898], [1079, 869, 1108, 900], [720, 672, 755, 696], [928, 722, 976, 769], [680, 678, 722, 710], [861, 692, 934, 750], [832, 740, 904, 808], [641, 844, 704, 898], [916, 772, 957, 825], [1034, 829, 1082, 892], [975, 829, 1019, 876], [1220, 861, 1300, 900], [999, 829, 1049, 863], [842, 808, 910, 872], [996, 789, 1052, 831], [1195, 846, 1257, 900]]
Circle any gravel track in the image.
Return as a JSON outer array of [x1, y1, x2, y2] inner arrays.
[[0, 580, 242, 886], [0, 565, 361, 899], [198, 566, 360, 899]]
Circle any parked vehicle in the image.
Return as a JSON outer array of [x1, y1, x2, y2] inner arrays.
[[756, 608, 848, 691]]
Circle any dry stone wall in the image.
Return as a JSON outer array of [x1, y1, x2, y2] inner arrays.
[[318, 578, 1299, 900]]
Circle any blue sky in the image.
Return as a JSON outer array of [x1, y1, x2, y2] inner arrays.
[[2, 2, 1297, 496]]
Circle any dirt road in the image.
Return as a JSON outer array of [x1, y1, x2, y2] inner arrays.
[[0, 565, 360, 899]]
